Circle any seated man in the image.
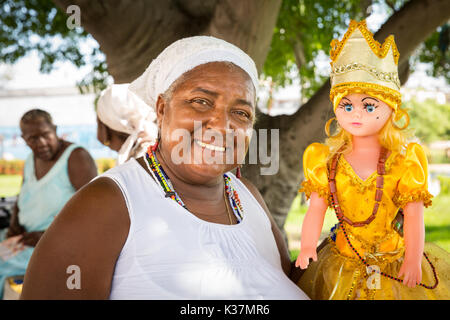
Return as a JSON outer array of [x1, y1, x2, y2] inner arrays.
[[0, 109, 97, 298]]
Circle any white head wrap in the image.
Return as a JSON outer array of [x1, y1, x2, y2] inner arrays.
[[98, 36, 258, 164], [128, 35, 259, 113], [96, 83, 158, 164]]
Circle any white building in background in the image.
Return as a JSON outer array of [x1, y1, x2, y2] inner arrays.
[[0, 86, 97, 127]]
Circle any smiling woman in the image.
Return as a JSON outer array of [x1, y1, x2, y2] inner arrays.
[[20, 36, 309, 300], [154, 62, 255, 185]]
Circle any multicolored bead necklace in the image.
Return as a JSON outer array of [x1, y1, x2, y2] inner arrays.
[[145, 145, 243, 224]]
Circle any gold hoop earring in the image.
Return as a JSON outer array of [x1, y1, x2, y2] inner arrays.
[[391, 110, 409, 130], [104, 140, 110, 146], [151, 130, 161, 152], [236, 165, 242, 179], [325, 117, 338, 137]]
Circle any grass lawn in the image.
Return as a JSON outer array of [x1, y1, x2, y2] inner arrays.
[[0, 174, 22, 197], [285, 192, 450, 261]]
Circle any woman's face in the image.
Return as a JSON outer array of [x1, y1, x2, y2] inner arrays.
[[335, 93, 393, 137], [156, 62, 256, 184], [20, 119, 60, 161]]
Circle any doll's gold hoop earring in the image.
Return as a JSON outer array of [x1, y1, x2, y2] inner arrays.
[[391, 111, 410, 130], [325, 117, 339, 137]]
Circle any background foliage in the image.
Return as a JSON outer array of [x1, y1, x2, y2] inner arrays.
[[406, 99, 450, 144], [0, 0, 108, 93]]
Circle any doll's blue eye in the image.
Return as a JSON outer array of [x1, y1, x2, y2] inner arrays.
[[365, 105, 376, 113], [344, 104, 353, 112]]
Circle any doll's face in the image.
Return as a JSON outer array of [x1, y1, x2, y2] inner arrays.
[[335, 93, 393, 137]]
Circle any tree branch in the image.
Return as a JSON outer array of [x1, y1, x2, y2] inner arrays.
[[292, 38, 306, 71], [53, 0, 212, 83], [174, 0, 217, 19], [203, 0, 282, 72], [53, 0, 281, 81]]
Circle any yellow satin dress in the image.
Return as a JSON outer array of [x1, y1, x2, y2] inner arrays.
[[297, 142, 450, 300]]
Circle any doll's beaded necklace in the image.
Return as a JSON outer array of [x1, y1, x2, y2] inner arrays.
[[145, 146, 243, 224], [328, 147, 438, 289]]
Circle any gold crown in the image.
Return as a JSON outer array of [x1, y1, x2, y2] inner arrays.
[[329, 20, 401, 112]]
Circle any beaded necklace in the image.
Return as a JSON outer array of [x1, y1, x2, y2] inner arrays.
[[328, 148, 438, 289], [145, 147, 243, 224]]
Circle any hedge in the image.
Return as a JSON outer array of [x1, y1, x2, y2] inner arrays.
[[0, 158, 116, 176]]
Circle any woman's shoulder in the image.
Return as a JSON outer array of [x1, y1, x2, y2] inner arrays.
[[54, 174, 130, 242], [76, 175, 128, 210], [100, 157, 142, 177]]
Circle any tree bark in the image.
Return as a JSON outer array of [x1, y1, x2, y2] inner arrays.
[[243, 0, 450, 242], [52, 0, 281, 82]]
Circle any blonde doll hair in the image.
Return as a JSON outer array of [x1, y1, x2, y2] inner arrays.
[[324, 105, 413, 163]]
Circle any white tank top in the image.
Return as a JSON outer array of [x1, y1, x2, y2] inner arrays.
[[102, 158, 309, 300]]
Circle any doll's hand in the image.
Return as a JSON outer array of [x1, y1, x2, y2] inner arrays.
[[295, 247, 317, 269], [398, 258, 422, 288]]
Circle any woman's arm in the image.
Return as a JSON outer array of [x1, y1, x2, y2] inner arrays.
[[239, 178, 292, 277], [20, 177, 130, 299], [67, 147, 98, 191], [295, 192, 327, 269], [6, 201, 26, 238], [398, 201, 424, 288], [6, 174, 25, 238]]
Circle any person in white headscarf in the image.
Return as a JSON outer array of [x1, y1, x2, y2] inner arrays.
[[96, 83, 158, 164], [21, 36, 309, 300]]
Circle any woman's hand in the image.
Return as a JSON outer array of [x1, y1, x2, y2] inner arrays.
[[295, 247, 317, 269], [6, 223, 26, 238], [398, 258, 422, 288], [6, 201, 25, 238], [18, 231, 44, 247]]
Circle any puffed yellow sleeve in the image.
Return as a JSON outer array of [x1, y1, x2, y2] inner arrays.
[[393, 143, 433, 208], [298, 143, 330, 204]]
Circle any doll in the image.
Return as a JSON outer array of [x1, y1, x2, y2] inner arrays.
[[296, 20, 450, 300]]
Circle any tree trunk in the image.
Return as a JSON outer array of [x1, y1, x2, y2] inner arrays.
[[243, 0, 450, 242], [52, 0, 281, 82]]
